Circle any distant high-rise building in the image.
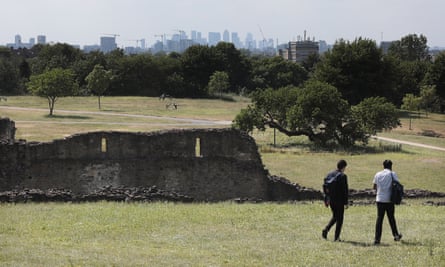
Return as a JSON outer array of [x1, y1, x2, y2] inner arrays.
[[196, 32, 206, 45], [191, 30, 197, 41], [245, 32, 255, 49], [37, 35, 46, 44], [223, 30, 230, 42], [318, 40, 329, 53], [208, 32, 221, 46], [280, 40, 319, 63], [140, 39, 146, 49], [83, 45, 101, 53], [15, 35, 22, 45], [279, 31, 319, 63], [100, 36, 117, 53], [7, 34, 35, 48], [379, 41, 394, 54], [231, 32, 242, 48]]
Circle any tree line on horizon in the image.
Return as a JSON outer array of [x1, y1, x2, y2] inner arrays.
[[1, 33, 444, 148]]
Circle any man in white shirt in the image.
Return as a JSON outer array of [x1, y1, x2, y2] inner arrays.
[[373, 159, 402, 245]]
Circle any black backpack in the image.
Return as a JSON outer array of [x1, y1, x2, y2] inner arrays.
[[323, 171, 342, 197], [390, 173, 404, 205]]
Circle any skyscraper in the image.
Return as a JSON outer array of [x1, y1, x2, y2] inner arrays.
[[15, 35, 22, 46], [37, 35, 46, 44], [231, 32, 241, 48], [100, 36, 117, 53], [223, 30, 230, 42], [208, 32, 221, 46], [245, 32, 255, 50]]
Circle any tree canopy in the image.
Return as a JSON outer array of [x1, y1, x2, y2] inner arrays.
[[313, 38, 394, 105], [233, 81, 400, 148], [27, 68, 79, 115], [85, 64, 113, 109]]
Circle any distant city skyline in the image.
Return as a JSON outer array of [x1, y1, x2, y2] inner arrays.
[[2, 0, 445, 48]]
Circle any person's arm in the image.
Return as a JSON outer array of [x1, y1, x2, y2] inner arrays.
[[344, 174, 349, 207], [373, 183, 377, 191], [392, 172, 400, 182]]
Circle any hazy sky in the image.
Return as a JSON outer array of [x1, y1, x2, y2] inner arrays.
[[2, 0, 444, 48]]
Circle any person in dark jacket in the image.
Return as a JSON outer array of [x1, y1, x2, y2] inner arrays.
[[322, 159, 349, 241]]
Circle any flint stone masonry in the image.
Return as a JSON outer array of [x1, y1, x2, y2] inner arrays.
[[0, 127, 274, 201], [0, 117, 15, 144]]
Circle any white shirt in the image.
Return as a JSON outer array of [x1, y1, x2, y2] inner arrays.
[[373, 169, 400, 203]]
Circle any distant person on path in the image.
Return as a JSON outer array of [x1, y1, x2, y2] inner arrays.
[[322, 159, 349, 241], [373, 159, 402, 245]]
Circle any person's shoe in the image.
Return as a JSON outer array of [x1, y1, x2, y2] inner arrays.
[[322, 229, 328, 239], [334, 238, 343, 242], [394, 234, 403, 241], [374, 240, 380, 245]]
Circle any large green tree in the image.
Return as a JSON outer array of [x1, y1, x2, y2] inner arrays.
[[313, 38, 394, 105], [208, 71, 230, 98], [85, 64, 113, 109], [249, 56, 307, 91], [0, 57, 19, 95], [351, 97, 401, 136], [214, 42, 251, 92], [30, 43, 83, 75], [27, 68, 79, 115], [419, 85, 439, 115], [233, 81, 399, 148], [388, 34, 430, 61], [401, 93, 421, 130], [423, 51, 445, 112], [233, 81, 351, 147], [181, 45, 221, 97]]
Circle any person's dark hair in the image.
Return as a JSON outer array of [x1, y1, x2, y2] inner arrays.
[[337, 159, 347, 170], [383, 159, 392, 170]]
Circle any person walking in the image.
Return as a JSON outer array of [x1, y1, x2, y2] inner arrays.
[[373, 159, 402, 245], [322, 159, 349, 241]]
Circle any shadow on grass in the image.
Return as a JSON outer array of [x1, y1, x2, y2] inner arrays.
[[45, 114, 91, 120], [343, 240, 377, 247], [261, 142, 414, 155], [98, 109, 123, 113], [207, 95, 236, 102], [344, 240, 426, 247]]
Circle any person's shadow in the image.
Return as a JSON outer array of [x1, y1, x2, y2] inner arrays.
[[343, 240, 417, 247], [342, 240, 388, 247]]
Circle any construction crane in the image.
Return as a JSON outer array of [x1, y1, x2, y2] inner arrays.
[[257, 25, 267, 49], [172, 29, 186, 40], [127, 39, 143, 47], [154, 34, 170, 43]]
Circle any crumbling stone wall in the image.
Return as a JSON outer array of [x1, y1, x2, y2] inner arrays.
[[0, 117, 15, 144], [0, 127, 273, 201]]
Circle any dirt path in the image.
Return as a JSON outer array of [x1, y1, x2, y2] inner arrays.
[[372, 136, 445, 152]]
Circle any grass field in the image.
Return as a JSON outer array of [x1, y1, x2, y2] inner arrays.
[[1, 96, 445, 266], [1, 202, 444, 266]]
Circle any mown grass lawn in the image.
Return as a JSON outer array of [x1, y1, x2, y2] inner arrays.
[[1, 96, 445, 266], [0, 201, 444, 267]]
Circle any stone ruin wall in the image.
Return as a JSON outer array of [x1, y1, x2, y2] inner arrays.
[[0, 118, 15, 144], [0, 119, 274, 201]]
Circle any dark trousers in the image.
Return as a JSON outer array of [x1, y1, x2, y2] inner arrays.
[[375, 202, 399, 242], [324, 202, 344, 240]]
